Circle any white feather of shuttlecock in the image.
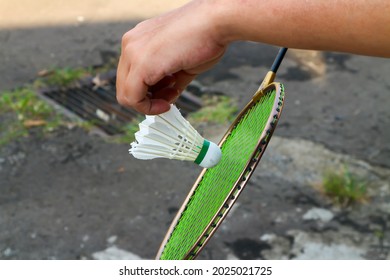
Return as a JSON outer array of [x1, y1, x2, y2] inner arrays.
[[129, 105, 221, 168]]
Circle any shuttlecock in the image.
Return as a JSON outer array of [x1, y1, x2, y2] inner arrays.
[[129, 105, 222, 168]]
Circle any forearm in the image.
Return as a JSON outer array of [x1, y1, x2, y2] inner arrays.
[[116, 0, 389, 114], [208, 0, 390, 57]]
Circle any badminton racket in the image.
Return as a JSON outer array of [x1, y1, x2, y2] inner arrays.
[[156, 47, 288, 260]]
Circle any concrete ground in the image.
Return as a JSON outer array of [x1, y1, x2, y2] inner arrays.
[[0, 0, 190, 91], [1, 1, 389, 260]]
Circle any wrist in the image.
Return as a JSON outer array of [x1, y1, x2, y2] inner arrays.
[[196, 0, 239, 46], [202, 0, 282, 46]]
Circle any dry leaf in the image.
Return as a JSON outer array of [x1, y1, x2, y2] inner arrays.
[[37, 69, 53, 77], [92, 75, 109, 90], [24, 119, 47, 127]]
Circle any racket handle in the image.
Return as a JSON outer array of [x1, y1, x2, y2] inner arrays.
[[254, 47, 288, 99], [271, 47, 288, 73]]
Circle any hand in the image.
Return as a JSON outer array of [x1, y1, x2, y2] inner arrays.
[[117, 0, 390, 115], [116, 0, 226, 115]]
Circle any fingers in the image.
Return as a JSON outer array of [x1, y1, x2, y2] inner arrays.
[[172, 71, 197, 92], [117, 62, 177, 115], [152, 87, 180, 103], [116, 64, 148, 114], [149, 75, 176, 92], [117, 59, 192, 115], [116, 55, 133, 109], [125, 71, 172, 115], [115, 3, 227, 116]]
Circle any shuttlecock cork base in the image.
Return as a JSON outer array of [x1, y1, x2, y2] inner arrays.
[[129, 105, 222, 168]]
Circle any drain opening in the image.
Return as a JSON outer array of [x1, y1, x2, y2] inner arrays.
[[40, 71, 203, 135]]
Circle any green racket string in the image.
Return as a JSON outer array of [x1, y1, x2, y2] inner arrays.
[[160, 89, 277, 260]]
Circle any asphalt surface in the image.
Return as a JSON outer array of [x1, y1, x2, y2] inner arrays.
[[1, 1, 389, 260]]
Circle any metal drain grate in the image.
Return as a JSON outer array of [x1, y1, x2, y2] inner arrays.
[[40, 70, 202, 135]]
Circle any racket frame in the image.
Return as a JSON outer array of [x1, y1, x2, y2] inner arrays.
[[156, 78, 285, 259]]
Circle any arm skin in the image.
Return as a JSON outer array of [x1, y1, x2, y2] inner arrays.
[[116, 0, 390, 115]]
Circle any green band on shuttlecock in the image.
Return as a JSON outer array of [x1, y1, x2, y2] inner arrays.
[[194, 140, 210, 165]]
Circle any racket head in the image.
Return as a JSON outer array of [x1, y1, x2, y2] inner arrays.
[[156, 82, 285, 260]]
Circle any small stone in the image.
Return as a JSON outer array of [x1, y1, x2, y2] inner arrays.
[[7, 152, 26, 165], [274, 216, 284, 223], [3, 248, 12, 257], [107, 235, 117, 244], [226, 253, 239, 260], [260, 233, 277, 242], [303, 208, 334, 223], [92, 246, 142, 260]]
